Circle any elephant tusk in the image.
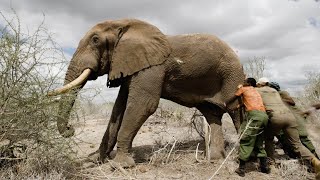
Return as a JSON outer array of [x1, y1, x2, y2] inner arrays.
[[47, 69, 92, 96]]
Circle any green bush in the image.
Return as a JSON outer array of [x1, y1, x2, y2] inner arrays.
[[0, 10, 78, 176]]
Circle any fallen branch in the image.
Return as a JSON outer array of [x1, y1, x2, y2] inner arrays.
[[149, 142, 170, 164], [166, 137, 177, 164], [107, 159, 129, 177], [195, 143, 202, 163], [203, 117, 211, 161], [194, 117, 211, 163]]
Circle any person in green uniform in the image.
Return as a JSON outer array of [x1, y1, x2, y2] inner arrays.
[[225, 78, 270, 177], [268, 82, 319, 159]]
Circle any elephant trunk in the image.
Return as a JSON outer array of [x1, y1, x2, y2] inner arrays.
[[50, 66, 92, 137], [57, 92, 77, 137]]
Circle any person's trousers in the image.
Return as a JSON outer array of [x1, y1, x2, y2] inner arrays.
[[265, 112, 316, 161], [239, 110, 269, 161], [277, 133, 317, 158]]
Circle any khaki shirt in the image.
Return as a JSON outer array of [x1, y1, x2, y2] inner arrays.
[[256, 86, 291, 113]]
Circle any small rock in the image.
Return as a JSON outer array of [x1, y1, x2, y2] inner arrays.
[[171, 174, 183, 179], [139, 166, 148, 173], [0, 139, 10, 146]]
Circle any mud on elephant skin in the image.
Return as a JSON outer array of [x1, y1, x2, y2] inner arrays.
[[48, 19, 245, 167]]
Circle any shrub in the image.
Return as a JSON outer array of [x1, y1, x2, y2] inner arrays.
[[0, 10, 78, 177]]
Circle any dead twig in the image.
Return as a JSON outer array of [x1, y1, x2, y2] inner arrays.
[[194, 117, 211, 162], [106, 159, 131, 178], [203, 117, 211, 161], [166, 137, 177, 163], [195, 143, 201, 163]]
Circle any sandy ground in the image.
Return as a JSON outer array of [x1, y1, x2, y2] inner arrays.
[[70, 102, 318, 180]]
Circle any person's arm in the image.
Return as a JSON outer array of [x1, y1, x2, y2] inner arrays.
[[280, 91, 295, 106], [224, 86, 244, 109]]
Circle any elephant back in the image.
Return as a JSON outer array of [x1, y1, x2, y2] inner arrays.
[[162, 34, 244, 108], [165, 34, 242, 78]]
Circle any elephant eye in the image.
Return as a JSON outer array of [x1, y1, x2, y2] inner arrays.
[[91, 35, 100, 45]]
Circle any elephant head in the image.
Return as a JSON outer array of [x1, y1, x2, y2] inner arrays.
[[48, 19, 171, 137]]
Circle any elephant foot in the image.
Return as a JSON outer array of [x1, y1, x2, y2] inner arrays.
[[87, 151, 102, 164], [86, 150, 117, 164], [110, 152, 136, 168]]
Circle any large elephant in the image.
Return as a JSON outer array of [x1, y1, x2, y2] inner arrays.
[[49, 19, 245, 167]]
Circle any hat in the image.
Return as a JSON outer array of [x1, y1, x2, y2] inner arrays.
[[257, 77, 269, 85], [269, 82, 280, 91]]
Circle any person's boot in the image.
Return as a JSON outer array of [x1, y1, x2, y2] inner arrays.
[[311, 157, 320, 180], [259, 157, 271, 174], [235, 159, 246, 177]]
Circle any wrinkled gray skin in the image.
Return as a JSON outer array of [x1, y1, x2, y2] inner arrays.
[[57, 19, 245, 167]]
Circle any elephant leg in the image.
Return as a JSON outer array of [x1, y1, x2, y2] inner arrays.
[[112, 67, 164, 167], [197, 104, 225, 160], [220, 59, 245, 133], [98, 83, 128, 162], [229, 109, 242, 134]]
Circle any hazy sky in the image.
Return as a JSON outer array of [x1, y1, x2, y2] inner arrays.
[[1, 0, 320, 101]]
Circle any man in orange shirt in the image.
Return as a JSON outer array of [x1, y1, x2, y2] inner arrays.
[[225, 78, 270, 177]]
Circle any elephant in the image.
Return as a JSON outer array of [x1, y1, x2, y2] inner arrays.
[[48, 19, 245, 167]]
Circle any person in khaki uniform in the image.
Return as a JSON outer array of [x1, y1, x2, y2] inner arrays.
[[268, 82, 319, 159], [256, 78, 320, 180], [225, 78, 270, 177]]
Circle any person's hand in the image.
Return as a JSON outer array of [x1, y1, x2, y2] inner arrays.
[[266, 109, 274, 113], [266, 109, 274, 117]]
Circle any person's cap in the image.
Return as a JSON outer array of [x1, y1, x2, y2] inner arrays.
[[269, 82, 280, 91], [257, 77, 269, 85]]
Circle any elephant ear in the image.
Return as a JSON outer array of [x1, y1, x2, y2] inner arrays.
[[108, 19, 171, 82]]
